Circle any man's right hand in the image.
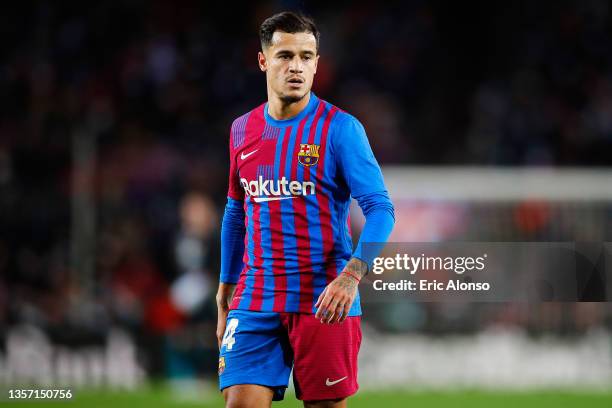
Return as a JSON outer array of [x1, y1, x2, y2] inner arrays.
[[216, 283, 236, 350]]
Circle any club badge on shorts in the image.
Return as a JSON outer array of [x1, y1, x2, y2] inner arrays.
[[298, 143, 320, 167], [218, 357, 226, 375]]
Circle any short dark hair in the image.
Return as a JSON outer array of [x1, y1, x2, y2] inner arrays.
[[259, 11, 319, 51]]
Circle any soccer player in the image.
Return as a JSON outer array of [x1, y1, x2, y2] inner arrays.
[[217, 11, 395, 408]]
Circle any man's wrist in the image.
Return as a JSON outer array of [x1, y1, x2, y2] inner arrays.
[[342, 269, 361, 283], [216, 282, 236, 308], [344, 257, 368, 279]]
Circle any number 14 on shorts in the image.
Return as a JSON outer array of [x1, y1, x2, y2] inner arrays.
[[222, 318, 239, 351]]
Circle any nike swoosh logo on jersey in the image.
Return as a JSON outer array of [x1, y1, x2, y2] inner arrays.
[[325, 376, 347, 386], [240, 149, 258, 160], [253, 196, 296, 203]]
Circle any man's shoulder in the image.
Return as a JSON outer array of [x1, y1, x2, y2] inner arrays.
[[315, 102, 364, 138], [230, 103, 266, 131], [315, 99, 361, 129], [229, 103, 266, 149]]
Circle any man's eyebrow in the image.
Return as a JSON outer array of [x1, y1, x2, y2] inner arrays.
[[275, 49, 294, 56], [274, 49, 316, 56]]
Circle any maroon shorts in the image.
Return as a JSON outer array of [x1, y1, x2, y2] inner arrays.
[[281, 313, 362, 401]]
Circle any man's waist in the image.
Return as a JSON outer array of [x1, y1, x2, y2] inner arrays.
[[242, 260, 346, 275]]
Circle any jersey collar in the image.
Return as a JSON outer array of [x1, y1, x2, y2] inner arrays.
[[264, 92, 319, 127]]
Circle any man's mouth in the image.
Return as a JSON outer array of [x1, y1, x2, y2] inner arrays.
[[287, 77, 304, 85]]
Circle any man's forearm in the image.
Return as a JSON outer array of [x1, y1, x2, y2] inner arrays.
[[352, 191, 395, 270], [220, 197, 246, 284]]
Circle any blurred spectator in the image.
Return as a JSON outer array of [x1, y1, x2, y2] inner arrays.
[[170, 191, 218, 315], [163, 191, 219, 381]]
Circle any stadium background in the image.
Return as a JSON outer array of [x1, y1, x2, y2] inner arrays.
[[0, 0, 611, 406]]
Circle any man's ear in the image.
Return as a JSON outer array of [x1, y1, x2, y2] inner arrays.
[[258, 51, 267, 72], [314, 54, 320, 74]]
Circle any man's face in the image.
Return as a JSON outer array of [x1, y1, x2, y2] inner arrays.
[[259, 31, 319, 103]]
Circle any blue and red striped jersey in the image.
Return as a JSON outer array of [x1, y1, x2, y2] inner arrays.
[[224, 93, 390, 316]]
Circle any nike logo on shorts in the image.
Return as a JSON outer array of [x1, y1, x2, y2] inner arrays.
[[325, 376, 347, 386], [240, 149, 258, 160]]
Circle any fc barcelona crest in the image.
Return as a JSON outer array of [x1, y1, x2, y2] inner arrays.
[[218, 357, 226, 375], [298, 143, 320, 167]]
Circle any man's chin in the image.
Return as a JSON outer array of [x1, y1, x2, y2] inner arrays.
[[280, 90, 308, 104]]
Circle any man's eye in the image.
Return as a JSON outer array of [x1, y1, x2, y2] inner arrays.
[[280, 55, 291, 60], [303, 55, 312, 60]]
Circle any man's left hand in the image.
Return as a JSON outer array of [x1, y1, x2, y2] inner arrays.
[[314, 257, 367, 324]]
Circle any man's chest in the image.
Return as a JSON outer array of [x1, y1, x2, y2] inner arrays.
[[235, 125, 329, 202], [236, 126, 326, 179]]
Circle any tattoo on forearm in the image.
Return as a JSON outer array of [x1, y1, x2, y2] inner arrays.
[[345, 257, 368, 279]]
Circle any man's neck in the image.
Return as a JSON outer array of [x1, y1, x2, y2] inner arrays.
[[267, 92, 311, 120]]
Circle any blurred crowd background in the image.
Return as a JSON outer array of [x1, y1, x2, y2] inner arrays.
[[0, 0, 611, 386]]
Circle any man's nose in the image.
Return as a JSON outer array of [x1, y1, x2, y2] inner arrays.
[[289, 56, 303, 73]]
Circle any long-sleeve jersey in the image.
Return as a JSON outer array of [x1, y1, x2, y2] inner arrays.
[[220, 93, 394, 316]]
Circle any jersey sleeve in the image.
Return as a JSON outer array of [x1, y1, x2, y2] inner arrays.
[[221, 121, 246, 283], [227, 124, 244, 201], [220, 197, 245, 284], [332, 113, 395, 270], [332, 113, 387, 197]]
